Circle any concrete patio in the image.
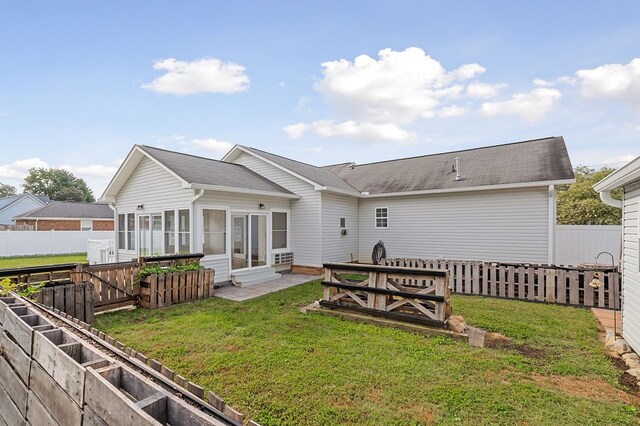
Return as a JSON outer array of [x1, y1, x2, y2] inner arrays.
[[214, 273, 321, 301]]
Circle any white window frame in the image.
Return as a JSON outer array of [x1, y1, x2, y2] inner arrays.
[[117, 212, 137, 253], [80, 219, 92, 231], [198, 205, 230, 260], [270, 209, 290, 252], [374, 207, 389, 229]]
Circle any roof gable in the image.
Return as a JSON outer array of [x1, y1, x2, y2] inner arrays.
[[593, 155, 640, 192], [224, 145, 361, 195], [101, 145, 295, 201], [0, 193, 47, 213]]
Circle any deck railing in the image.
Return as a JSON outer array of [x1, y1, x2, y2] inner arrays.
[[321, 262, 451, 328]]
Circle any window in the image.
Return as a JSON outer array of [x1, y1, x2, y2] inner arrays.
[[80, 219, 92, 231], [138, 215, 151, 256], [117, 214, 125, 249], [127, 213, 136, 251], [272, 212, 288, 250], [375, 207, 388, 229], [178, 209, 190, 253], [340, 217, 346, 228], [164, 210, 176, 254], [203, 209, 226, 255]]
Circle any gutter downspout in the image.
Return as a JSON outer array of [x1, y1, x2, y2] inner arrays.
[[190, 189, 205, 253], [599, 191, 623, 209]]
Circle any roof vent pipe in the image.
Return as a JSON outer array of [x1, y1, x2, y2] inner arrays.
[[455, 157, 463, 181]]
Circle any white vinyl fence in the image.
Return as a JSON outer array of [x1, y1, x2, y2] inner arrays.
[[0, 230, 113, 257], [555, 225, 622, 266]]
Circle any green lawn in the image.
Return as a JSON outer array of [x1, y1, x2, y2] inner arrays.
[[0, 253, 87, 269], [95, 281, 637, 425]]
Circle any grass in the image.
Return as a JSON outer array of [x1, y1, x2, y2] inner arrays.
[[0, 253, 87, 269], [95, 281, 638, 425]]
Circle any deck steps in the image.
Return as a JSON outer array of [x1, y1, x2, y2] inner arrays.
[[231, 268, 281, 287]]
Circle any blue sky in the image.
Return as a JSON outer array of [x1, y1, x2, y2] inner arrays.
[[1, 1, 639, 196]]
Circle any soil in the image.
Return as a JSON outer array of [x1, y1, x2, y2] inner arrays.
[[608, 354, 640, 394], [530, 372, 640, 405], [484, 332, 547, 359]]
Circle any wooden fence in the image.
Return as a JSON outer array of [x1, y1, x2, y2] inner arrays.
[[0, 263, 78, 285], [321, 263, 451, 328], [383, 258, 620, 309], [35, 282, 95, 323], [76, 261, 139, 312], [139, 269, 215, 309]]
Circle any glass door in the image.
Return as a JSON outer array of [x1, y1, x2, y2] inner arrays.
[[231, 213, 268, 270], [231, 214, 248, 270]]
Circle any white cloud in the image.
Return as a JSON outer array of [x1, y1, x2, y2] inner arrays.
[[466, 82, 506, 99], [60, 164, 119, 178], [0, 158, 49, 179], [283, 123, 309, 139], [315, 47, 484, 124], [142, 57, 249, 95], [479, 88, 561, 122], [533, 78, 553, 87], [189, 138, 234, 154], [438, 105, 468, 117], [285, 120, 412, 143], [603, 154, 637, 165], [576, 58, 640, 104]]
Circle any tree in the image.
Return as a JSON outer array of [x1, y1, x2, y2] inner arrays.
[[0, 183, 16, 198], [22, 168, 95, 202], [556, 165, 622, 225]]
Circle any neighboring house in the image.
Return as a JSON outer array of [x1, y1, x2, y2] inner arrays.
[[13, 201, 114, 231], [0, 193, 49, 226], [594, 156, 640, 351], [101, 136, 574, 285]]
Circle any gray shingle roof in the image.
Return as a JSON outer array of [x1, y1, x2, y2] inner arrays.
[[323, 136, 574, 194], [139, 145, 294, 195], [238, 146, 361, 194], [15, 202, 113, 219]]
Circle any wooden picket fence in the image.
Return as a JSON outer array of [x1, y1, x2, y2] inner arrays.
[[35, 282, 95, 324], [321, 262, 451, 327], [139, 269, 215, 309], [383, 258, 620, 309]]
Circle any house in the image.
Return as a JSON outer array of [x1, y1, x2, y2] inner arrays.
[[100, 136, 574, 285], [0, 193, 49, 226], [594, 156, 640, 351], [13, 201, 114, 231]]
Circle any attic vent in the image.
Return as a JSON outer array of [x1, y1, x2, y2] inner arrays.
[[454, 157, 463, 181]]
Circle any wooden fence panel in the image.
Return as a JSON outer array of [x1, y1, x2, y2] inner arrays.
[[36, 283, 95, 323], [139, 269, 214, 310], [382, 258, 620, 309]]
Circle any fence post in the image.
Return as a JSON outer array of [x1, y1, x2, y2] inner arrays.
[[545, 269, 556, 303]]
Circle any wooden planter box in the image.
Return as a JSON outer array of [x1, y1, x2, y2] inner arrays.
[[138, 269, 214, 309]]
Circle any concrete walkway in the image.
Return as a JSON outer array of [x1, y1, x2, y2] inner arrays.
[[214, 274, 321, 301], [591, 308, 622, 335]]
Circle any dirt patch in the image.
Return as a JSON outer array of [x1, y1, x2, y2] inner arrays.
[[484, 332, 546, 359], [530, 372, 640, 405], [607, 355, 640, 394], [400, 403, 435, 425]]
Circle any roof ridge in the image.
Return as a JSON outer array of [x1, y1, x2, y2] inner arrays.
[[240, 145, 327, 170], [349, 136, 562, 168], [139, 144, 245, 167]]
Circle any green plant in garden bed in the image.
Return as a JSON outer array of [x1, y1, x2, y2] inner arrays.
[[133, 263, 204, 287], [0, 277, 44, 297]]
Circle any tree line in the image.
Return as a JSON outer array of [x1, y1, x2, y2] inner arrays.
[[0, 167, 95, 202]]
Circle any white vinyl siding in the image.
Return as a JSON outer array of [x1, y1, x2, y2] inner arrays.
[[0, 196, 45, 226], [622, 182, 640, 352], [358, 187, 550, 264], [321, 193, 359, 263], [115, 156, 194, 261], [231, 152, 321, 267]]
